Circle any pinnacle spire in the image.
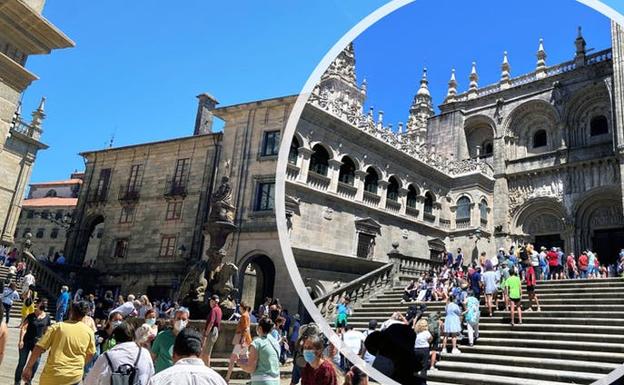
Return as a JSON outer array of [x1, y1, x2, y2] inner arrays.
[[536, 38, 547, 78], [575, 26, 587, 66], [407, 68, 433, 144], [417, 68, 431, 97], [500, 51, 511, 88], [468, 62, 479, 98], [445, 68, 457, 103], [31, 96, 46, 130]]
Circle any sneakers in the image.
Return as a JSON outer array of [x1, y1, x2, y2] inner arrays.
[[451, 348, 462, 354], [429, 366, 439, 371]]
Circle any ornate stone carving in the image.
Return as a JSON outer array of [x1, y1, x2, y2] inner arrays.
[[523, 214, 564, 235], [323, 207, 333, 220], [590, 206, 624, 227], [401, 229, 408, 239], [509, 172, 564, 215], [209, 177, 235, 222]]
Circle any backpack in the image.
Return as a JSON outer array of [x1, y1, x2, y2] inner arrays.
[[427, 313, 440, 338], [104, 344, 142, 385]]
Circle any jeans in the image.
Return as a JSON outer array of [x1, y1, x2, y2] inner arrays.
[[467, 321, 479, 345], [580, 269, 588, 279], [3, 303, 11, 324], [15, 343, 41, 383], [56, 307, 66, 322]]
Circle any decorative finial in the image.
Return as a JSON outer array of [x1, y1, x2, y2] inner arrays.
[[468, 62, 479, 98], [575, 26, 587, 66], [30, 96, 46, 130], [417, 67, 431, 97], [500, 51, 511, 88], [536, 38, 547, 78], [36, 96, 46, 113], [445, 68, 458, 102]]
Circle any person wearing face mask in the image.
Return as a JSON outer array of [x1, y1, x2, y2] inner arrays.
[[148, 328, 226, 385], [14, 298, 51, 385], [55, 285, 70, 322], [96, 311, 124, 354], [151, 307, 190, 373], [300, 335, 337, 385], [84, 321, 155, 385], [239, 317, 280, 385]]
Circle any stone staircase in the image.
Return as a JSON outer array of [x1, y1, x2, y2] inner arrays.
[[346, 277, 624, 385], [0, 265, 58, 325]]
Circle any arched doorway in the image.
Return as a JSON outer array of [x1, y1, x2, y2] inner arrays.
[[239, 254, 275, 311], [71, 214, 105, 265], [513, 198, 567, 251]]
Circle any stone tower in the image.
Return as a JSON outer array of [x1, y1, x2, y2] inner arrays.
[[406, 68, 434, 144]]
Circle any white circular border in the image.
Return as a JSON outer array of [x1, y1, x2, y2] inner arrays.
[[275, 1, 624, 384]]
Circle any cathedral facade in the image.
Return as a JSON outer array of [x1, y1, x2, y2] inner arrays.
[[285, 23, 624, 297]]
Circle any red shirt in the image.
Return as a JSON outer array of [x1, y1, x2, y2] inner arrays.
[[579, 254, 589, 270], [302, 360, 337, 385], [566, 255, 576, 269], [546, 251, 559, 267], [525, 266, 536, 287], [206, 305, 222, 330]]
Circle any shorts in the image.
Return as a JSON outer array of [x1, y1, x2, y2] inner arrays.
[[510, 297, 521, 305], [335, 318, 347, 328], [445, 332, 459, 337], [202, 327, 219, 356], [431, 335, 440, 351], [527, 286, 535, 294]]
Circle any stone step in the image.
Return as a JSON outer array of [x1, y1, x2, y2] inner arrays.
[[476, 329, 624, 344], [376, 289, 624, 300], [472, 337, 624, 353], [440, 352, 618, 374], [367, 297, 623, 306], [435, 360, 602, 384], [459, 344, 624, 364], [427, 368, 571, 385], [347, 310, 624, 322], [478, 316, 624, 326], [357, 303, 624, 312], [467, 322, 624, 334]]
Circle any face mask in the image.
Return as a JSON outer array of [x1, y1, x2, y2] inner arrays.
[[303, 350, 317, 364], [174, 320, 187, 331], [146, 318, 156, 326], [111, 320, 122, 328]]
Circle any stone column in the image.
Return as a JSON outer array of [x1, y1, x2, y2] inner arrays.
[[297, 147, 313, 183], [470, 202, 477, 228], [450, 205, 457, 229], [327, 159, 342, 193], [398, 188, 409, 215], [416, 196, 425, 221], [433, 202, 442, 227], [612, 21, 624, 213], [378, 180, 389, 209], [354, 170, 367, 202]]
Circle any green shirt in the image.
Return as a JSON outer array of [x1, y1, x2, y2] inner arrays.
[[151, 329, 175, 373], [505, 275, 522, 299], [251, 336, 280, 385]]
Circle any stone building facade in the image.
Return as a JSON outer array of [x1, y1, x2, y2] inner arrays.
[[285, 25, 624, 296], [0, 0, 74, 245], [15, 174, 83, 258]]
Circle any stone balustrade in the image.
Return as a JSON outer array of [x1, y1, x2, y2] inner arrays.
[[22, 250, 68, 298], [337, 182, 357, 200], [306, 171, 330, 191], [388, 250, 444, 281]]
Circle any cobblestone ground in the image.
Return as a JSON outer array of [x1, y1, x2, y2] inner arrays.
[[0, 321, 292, 385]]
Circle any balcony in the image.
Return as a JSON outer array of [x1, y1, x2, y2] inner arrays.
[[86, 189, 108, 204], [440, 218, 451, 229], [164, 175, 189, 198], [456, 218, 471, 229], [406, 206, 419, 218], [286, 163, 300, 181], [480, 218, 488, 227], [306, 171, 330, 192], [423, 212, 435, 223], [118, 185, 140, 202], [362, 191, 380, 208], [337, 182, 357, 200], [385, 199, 401, 214]]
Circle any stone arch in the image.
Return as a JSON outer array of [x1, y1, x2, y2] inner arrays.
[[308, 141, 336, 160], [574, 187, 624, 264], [361, 164, 385, 181], [338, 155, 358, 185], [512, 197, 567, 249], [564, 83, 612, 147], [504, 99, 560, 159], [463, 114, 496, 160], [238, 252, 276, 310], [72, 213, 105, 265]]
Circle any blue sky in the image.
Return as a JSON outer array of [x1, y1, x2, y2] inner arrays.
[[21, 1, 622, 183]]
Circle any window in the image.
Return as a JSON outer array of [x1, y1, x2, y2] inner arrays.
[[165, 201, 183, 221], [364, 167, 379, 194], [45, 189, 57, 197], [119, 206, 135, 224], [338, 156, 356, 185], [424, 192, 434, 214], [480, 199, 488, 221], [113, 239, 128, 258], [35, 228, 45, 238], [481, 140, 493, 157], [261, 131, 280, 156], [387, 177, 400, 201], [309, 144, 330, 176], [159, 235, 177, 257], [96, 229, 104, 239], [55, 210, 63, 220], [22, 228, 31, 238], [533, 130, 547, 148], [173, 158, 190, 186], [456, 196, 471, 220], [50, 228, 59, 239], [590, 115, 609, 136], [406, 185, 418, 208], [288, 137, 300, 165], [95, 168, 112, 200], [41, 210, 50, 219], [356, 233, 375, 259], [127, 164, 143, 192], [255, 182, 275, 211], [26, 210, 34, 219]]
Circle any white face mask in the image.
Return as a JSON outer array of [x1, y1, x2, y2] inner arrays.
[[174, 320, 187, 331]]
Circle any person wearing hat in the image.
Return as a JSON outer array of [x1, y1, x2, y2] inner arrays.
[[201, 295, 222, 367]]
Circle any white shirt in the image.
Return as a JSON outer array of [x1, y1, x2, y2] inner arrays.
[[84, 342, 154, 385], [111, 301, 136, 317], [148, 357, 227, 385], [22, 274, 35, 292], [414, 330, 432, 348], [342, 329, 364, 356]]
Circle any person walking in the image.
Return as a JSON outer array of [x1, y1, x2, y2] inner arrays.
[[21, 271, 35, 295], [201, 294, 222, 367], [21, 284, 37, 321], [413, 318, 432, 378], [225, 301, 253, 382], [56, 285, 70, 322], [84, 321, 154, 385], [148, 328, 227, 385], [505, 270, 523, 326], [566, 252, 577, 279], [2, 282, 20, 325], [441, 294, 462, 355], [579, 252, 589, 279], [22, 300, 96, 385], [481, 263, 498, 317], [525, 264, 541, 312], [239, 317, 281, 385], [151, 307, 190, 373], [464, 294, 480, 346], [14, 299, 50, 385], [300, 335, 337, 385]]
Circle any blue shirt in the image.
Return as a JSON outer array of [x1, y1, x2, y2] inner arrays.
[[58, 291, 70, 308]]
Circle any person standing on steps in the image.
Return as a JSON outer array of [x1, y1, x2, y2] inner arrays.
[[2, 281, 20, 325], [481, 262, 498, 317], [464, 294, 480, 346], [566, 252, 578, 279], [505, 270, 522, 326], [525, 263, 541, 312], [441, 294, 462, 355], [201, 294, 222, 367]]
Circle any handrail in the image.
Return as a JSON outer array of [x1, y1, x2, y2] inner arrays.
[[313, 262, 394, 319], [22, 250, 68, 298], [388, 252, 444, 279]]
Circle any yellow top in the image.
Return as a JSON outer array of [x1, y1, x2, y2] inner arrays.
[[37, 320, 96, 385]]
